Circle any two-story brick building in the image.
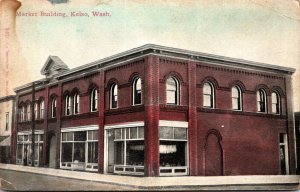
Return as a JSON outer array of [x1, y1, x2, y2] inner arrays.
[[12, 44, 297, 176]]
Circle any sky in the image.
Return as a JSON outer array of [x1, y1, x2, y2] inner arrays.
[[15, 0, 300, 111]]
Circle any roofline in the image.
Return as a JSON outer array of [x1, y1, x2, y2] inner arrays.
[[55, 44, 295, 78], [0, 95, 15, 103]]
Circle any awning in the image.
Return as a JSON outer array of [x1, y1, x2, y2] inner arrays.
[[0, 136, 11, 146]]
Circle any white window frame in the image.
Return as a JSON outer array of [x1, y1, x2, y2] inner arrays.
[[133, 77, 142, 106], [110, 84, 118, 109], [257, 89, 267, 113], [166, 77, 179, 105], [26, 103, 31, 121], [272, 91, 280, 114], [40, 100, 44, 119], [203, 82, 215, 108], [232, 86, 242, 111], [34, 102, 38, 120], [65, 95, 71, 116], [90, 88, 98, 112], [73, 93, 80, 115], [51, 97, 57, 118]]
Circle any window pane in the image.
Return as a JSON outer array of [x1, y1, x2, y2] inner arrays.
[[232, 98, 238, 110], [88, 142, 98, 163], [74, 143, 85, 162], [115, 129, 121, 140], [174, 128, 187, 140], [166, 78, 176, 91], [159, 127, 173, 139], [17, 144, 23, 160], [115, 141, 124, 164], [272, 104, 277, 114], [127, 140, 144, 166], [203, 83, 212, 94], [130, 127, 137, 139], [74, 131, 86, 141], [232, 87, 239, 97], [167, 90, 175, 104], [62, 143, 72, 162], [138, 127, 144, 139], [203, 95, 212, 107]]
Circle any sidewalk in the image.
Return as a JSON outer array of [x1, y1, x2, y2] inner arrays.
[[0, 163, 299, 190]]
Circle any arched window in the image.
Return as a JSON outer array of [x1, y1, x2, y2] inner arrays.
[[257, 89, 267, 112], [133, 77, 142, 105], [73, 93, 80, 114], [65, 95, 71, 116], [232, 86, 242, 110], [272, 91, 280, 114], [203, 82, 214, 108], [90, 88, 98, 112], [20, 106, 25, 122], [110, 84, 118, 109], [51, 97, 57, 118], [26, 103, 31, 121], [166, 77, 179, 105], [34, 102, 38, 119], [40, 100, 44, 119]]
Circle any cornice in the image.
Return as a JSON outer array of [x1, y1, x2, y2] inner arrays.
[[0, 95, 15, 103]]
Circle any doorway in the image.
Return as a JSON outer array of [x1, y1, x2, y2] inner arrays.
[[49, 135, 56, 168]]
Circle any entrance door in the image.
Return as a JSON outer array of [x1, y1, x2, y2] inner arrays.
[[205, 131, 223, 176], [49, 136, 56, 168]]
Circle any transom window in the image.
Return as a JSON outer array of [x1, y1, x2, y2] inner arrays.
[[133, 77, 142, 105], [110, 84, 118, 109], [232, 86, 242, 111], [51, 97, 57, 118], [65, 95, 71, 116], [73, 93, 80, 115], [90, 88, 98, 112], [203, 82, 214, 108], [272, 91, 280, 114], [257, 89, 267, 112], [166, 77, 179, 105]]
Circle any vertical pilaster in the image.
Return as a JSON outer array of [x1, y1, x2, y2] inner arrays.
[[55, 82, 63, 168], [11, 95, 18, 164], [285, 76, 296, 174], [98, 69, 105, 173], [188, 61, 198, 175], [144, 55, 160, 176], [43, 85, 49, 167]]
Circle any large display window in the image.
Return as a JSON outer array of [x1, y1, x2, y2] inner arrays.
[[106, 126, 145, 175], [60, 129, 98, 172], [16, 132, 44, 167]]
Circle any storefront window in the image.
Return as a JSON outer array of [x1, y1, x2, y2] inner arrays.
[[159, 126, 188, 176], [106, 126, 145, 175], [16, 133, 44, 166], [60, 129, 98, 171]]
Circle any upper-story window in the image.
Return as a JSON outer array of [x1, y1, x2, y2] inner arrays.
[[20, 106, 25, 122], [40, 100, 44, 119], [90, 88, 98, 112], [65, 95, 71, 116], [51, 97, 57, 118], [26, 103, 31, 121], [232, 86, 242, 111], [166, 77, 179, 105], [133, 77, 142, 105], [271, 91, 280, 114], [34, 102, 38, 119], [73, 93, 80, 115], [110, 84, 118, 109], [203, 82, 214, 108], [257, 89, 267, 113]]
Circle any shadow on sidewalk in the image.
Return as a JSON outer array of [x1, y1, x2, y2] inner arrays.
[[0, 178, 17, 191]]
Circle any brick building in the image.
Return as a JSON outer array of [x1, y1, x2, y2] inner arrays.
[[12, 44, 297, 176]]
